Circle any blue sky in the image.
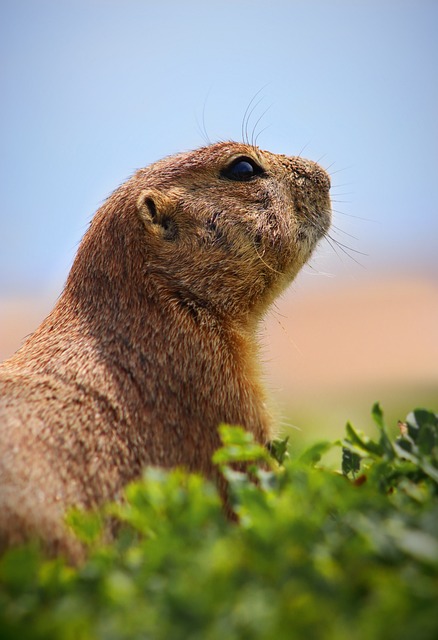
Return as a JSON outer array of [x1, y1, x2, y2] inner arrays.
[[1, 0, 437, 295]]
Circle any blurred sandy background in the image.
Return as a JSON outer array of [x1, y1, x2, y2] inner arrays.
[[2, 274, 437, 450], [1, 1, 437, 447]]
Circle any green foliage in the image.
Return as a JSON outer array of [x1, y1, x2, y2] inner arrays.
[[1, 405, 438, 639]]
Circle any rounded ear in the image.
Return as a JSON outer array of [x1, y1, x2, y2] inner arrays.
[[136, 188, 178, 240]]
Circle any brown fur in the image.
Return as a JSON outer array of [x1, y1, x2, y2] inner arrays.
[[0, 142, 331, 558]]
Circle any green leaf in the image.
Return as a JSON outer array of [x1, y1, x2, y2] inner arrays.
[[299, 441, 332, 465], [406, 408, 438, 453], [65, 508, 103, 545], [0, 545, 40, 589], [344, 421, 383, 457], [267, 437, 290, 465], [212, 424, 270, 465], [406, 409, 438, 436], [371, 402, 385, 429], [372, 403, 396, 459], [1, 402, 438, 640], [342, 447, 361, 477]]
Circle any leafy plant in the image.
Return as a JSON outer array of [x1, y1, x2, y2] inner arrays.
[[1, 405, 437, 639]]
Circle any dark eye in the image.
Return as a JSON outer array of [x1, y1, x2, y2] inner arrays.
[[221, 157, 264, 182]]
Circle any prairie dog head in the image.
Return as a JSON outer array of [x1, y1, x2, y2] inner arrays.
[[78, 142, 331, 323]]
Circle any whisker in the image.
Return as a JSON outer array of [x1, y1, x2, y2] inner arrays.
[[241, 86, 268, 145], [330, 224, 359, 241], [254, 124, 272, 147], [302, 260, 336, 278], [331, 208, 376, 222], [194, 88, 213, 145], [201, 89, 212, 145], [325, 235, 368, 268], [251, 104, 272, 147], [328, 165, 353, 176], [194, 111, 209, 146], [297, 141, 311, 158], [245, 97, 265, 145], [330, 182, 354, 189], [279, 422, 302, 433], [324, 235, 344, 262], [268, 308, 302, 355], [252, 241, 283, 275], [327, 235, 368, 257], [271, 301, 288, 319]]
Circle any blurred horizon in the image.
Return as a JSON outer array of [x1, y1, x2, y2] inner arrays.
[[2, 271, 436, 446]]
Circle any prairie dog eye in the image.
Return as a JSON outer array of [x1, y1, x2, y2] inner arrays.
[[221, 157, 264, 182]]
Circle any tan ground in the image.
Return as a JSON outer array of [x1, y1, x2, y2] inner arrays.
[[261, 275, 438, 444], [263, 275, 438, 393], [1, 275, 437, 445]]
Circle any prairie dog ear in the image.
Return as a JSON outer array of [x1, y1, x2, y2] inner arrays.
[[136, 188, 178, 240]]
